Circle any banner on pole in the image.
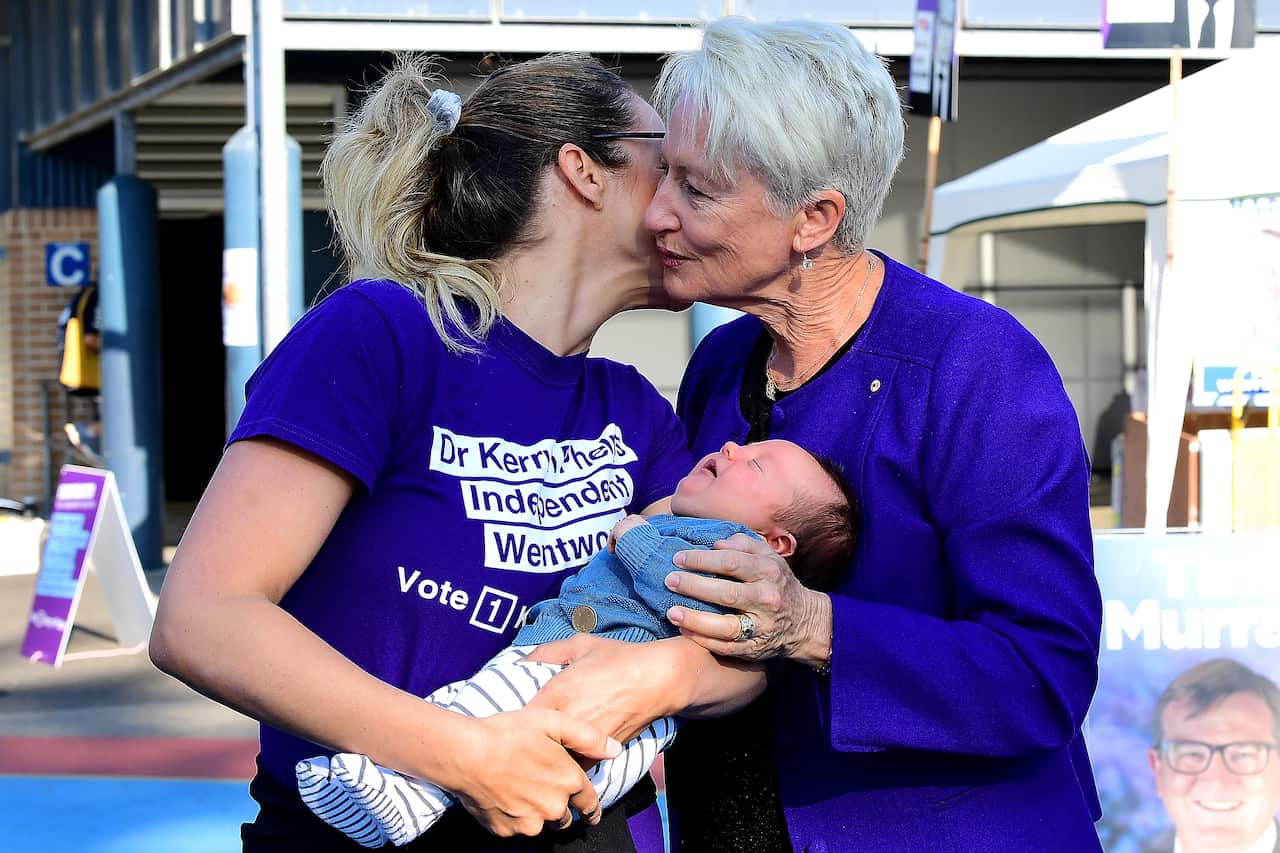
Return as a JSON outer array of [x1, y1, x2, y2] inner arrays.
[[908, 0, 959, 121], [1184, 197, 1280, 409], [21, 466, 156, 667], [223, 246, 261, 348]]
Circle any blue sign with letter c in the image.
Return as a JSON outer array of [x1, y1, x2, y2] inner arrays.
[[46, 242, 91, 287]]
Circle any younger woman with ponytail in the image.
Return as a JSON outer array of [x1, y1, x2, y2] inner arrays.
[[150, 55, 753, 851]]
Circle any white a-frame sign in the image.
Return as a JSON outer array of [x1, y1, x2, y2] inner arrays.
[[21, 465, 157, 667]]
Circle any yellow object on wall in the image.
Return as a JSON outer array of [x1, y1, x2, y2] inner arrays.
[[59, 286, 100, 392]]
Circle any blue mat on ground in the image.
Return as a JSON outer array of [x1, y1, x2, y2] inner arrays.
[[2, 776, 671, 852], [0, 776, 255, 852]]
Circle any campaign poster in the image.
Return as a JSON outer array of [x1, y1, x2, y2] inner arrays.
[[21, 468, 108, 665], [908, 0, 959, 121], [1090, 531, 1280, 852]]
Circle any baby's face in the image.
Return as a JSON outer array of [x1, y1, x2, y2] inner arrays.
[[671, 439, 825, 534]]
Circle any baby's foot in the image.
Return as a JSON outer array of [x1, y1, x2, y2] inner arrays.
[[331, 752, 452, 847], [296, 755, 389, 848]]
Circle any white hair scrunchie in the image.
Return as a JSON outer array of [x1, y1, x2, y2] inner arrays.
[[427, 89, 462, 134]]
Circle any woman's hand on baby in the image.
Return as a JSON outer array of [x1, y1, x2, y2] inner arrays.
[[665, 533, 833, 667], [526, 635, 689, 742], [607, 514, 650, 553], [449, 708, 620, 836]]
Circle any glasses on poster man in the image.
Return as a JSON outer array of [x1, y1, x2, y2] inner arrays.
[[1157, 740, 1280, 775]]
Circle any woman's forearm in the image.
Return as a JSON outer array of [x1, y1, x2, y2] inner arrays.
[[146, 438, 617, 833], [524, 634, 766, 742], [663, 636, 768, 718], [786, 589, 834, 670], [150, 587, 479, 790]]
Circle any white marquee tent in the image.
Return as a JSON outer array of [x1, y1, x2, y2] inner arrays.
[[926, 45, 1280, 530]]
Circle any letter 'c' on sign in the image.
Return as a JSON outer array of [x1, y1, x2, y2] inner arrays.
[[46, 242, 90, 286]]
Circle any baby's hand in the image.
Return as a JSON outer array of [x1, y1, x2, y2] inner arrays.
[[607, 514, 650, 553]]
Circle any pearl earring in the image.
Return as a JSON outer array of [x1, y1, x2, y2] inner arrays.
[[801, 252, 814, 272]]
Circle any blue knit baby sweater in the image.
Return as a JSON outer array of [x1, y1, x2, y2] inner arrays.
[[513, 514, 751, 645]]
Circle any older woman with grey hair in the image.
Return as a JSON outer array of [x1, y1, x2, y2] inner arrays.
[[538, 17, 1105, 851]]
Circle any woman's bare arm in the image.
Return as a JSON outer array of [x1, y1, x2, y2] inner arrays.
[[150, 438, 616, 835], [527, 634, 766, 744]]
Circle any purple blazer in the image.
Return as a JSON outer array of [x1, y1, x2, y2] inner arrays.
[[672, 253, 1104, 851]]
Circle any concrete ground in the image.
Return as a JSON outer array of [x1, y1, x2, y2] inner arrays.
[[0, 566, 255, 740], [1, 542, 259, 852]]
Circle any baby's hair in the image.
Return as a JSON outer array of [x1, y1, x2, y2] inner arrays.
[[778, 455, 859, 592]]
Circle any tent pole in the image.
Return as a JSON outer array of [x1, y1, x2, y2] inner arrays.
[[1166, 47, 1181, 282], [918, 115, 943, 273], [1150, 46, 1183, 532]]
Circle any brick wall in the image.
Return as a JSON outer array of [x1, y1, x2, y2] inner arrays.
[[0, 209, 99, 504]]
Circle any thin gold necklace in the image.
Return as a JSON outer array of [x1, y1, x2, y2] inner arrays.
[[765, 253, 876, 401]]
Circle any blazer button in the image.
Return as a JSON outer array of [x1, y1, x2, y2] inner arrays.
[[571, 604, 598, 633]]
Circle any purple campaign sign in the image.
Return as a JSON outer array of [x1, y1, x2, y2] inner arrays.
[[909, 0, 958, 120], [21, 468, 107, 666], [909, 0, 940, 108]]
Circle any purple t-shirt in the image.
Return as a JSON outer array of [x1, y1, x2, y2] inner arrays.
[[228, 280, 691, 786]]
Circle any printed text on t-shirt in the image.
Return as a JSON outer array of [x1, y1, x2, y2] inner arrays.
[[430, 424, 639, 573]]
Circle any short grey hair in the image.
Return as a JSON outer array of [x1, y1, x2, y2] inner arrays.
[[654, 17, 906, 254]]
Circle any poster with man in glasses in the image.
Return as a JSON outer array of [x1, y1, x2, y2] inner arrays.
[[1147, 660, 1280, 852], [1090, 532, 1280, 852]]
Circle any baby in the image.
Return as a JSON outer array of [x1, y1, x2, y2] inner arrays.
[[297, 439, 857, 847]]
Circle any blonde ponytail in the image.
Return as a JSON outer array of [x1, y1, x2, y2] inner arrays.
[[323, 53, 639, 351], [321, 56, 501, 353]]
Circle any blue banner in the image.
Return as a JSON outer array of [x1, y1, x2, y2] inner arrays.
[[1091, 531, 1280, 852]]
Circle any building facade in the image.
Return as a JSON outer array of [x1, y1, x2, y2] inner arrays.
[[3, 0, 1277, 561]]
